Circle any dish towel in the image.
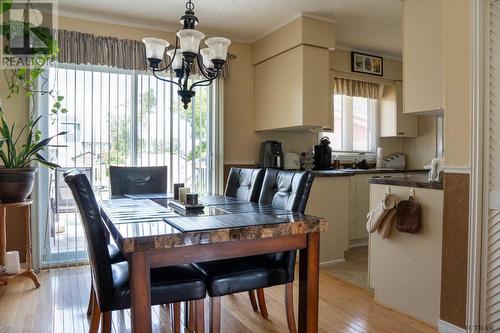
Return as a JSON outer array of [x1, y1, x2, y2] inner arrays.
[[366, 193, 400, 234]]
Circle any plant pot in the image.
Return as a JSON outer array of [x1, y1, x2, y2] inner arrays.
[[0, 168, 37, 203]]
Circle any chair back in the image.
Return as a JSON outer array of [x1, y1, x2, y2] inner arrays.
[[63, 170, 114, 310], [109, 166, 168, 195], [224, 168, 265, 203], [258, 169, 315, 213], [258, 169, 315, 280]]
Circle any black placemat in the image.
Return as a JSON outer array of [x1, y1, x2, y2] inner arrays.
[[125, 193, 173, 200], [199, 196, 246, 206], [163, 213, 291, 232]]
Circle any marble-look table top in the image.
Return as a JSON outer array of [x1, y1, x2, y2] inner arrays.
[[99, 197, 327, 253]]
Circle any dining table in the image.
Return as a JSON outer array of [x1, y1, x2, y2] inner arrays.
[[99, 195, 327, 333]]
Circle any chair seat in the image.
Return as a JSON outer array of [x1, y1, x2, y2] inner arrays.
[[108, 262, 206, 312], [194, 255, 289, 297], [107, 244, 125, 264]]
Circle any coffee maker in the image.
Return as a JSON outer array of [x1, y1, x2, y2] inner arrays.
[[314, 137, 333, 170], [260, 140, 284, 169]]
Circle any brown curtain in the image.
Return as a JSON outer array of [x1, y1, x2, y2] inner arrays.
[[333, 77, 379, 99], [56, 29, 232, 78]]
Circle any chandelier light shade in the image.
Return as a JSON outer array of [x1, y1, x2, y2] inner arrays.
[[143, 0, 231, 109]]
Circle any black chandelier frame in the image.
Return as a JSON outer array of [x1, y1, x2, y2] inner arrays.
[[146, 0, 225, 109]]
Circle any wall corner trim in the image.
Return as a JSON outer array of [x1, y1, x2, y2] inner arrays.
[[438, 320, 466, 333], [443, 166, 472, 174]]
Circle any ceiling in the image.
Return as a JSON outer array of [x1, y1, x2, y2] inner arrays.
[[58, 0, 403, 58]]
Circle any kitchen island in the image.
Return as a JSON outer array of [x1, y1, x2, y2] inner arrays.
[[367, 175, 443, 327], [305, 169, 428, 263]]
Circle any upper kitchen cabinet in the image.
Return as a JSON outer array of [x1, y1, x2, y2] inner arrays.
[[403, 0, 444, 114], [253, 16, 335, 131], [380, 81, 418, 137]]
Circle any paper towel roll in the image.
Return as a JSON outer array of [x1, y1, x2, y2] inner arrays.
[[5, 251, 20, 274], [376, 147, 384, 168]]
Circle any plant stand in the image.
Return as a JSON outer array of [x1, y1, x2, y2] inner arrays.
[[0, 200, 40, 288]]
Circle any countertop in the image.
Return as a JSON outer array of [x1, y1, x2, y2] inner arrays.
[[312, 168, 428, 178], [367, 174, 443, 190]]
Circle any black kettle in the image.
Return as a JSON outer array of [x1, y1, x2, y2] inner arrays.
[[313, 137, 332, 170]]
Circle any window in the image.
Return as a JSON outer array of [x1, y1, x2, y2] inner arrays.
[[38, 63, 218, 264], [44, 64, 216, 196], [323, 94, 378, 153]]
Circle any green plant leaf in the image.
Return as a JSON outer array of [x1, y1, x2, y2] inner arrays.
[[60, 108, 68, 114], [57, 96, 64, 101], [0, 0, 13, 15]]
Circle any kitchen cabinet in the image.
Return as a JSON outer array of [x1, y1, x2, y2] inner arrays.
[[403, 0, 444, 114], [306, 176, 350, 263], [254, 45, 331, 131], [380, 81, 418, 137]]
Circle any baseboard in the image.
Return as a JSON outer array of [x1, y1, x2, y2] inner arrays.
[[438, 320, 466, 333], [319, 259, 346, 266], [349, 238, 368, 248]]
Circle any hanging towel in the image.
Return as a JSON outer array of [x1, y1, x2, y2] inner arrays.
[[377, 208, 397, 239], [366, 193, 400, 233]]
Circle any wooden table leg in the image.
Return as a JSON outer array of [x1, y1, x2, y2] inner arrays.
[[21, 206, 40, 288], [0, 207, 6, 267], [130, 251, 152, 333], [298, 232, 320, 333]]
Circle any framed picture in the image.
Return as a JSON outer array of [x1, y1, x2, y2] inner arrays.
[[351, 52, 383, 76]]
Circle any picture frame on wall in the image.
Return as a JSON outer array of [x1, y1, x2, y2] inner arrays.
[[351, 52, 384, 76]]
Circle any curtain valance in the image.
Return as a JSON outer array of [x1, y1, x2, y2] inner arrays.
[[333, 77, 380, 99], [56, 30, 232, 78]]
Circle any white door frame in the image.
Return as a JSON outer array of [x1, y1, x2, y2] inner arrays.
[[468, 0, 485, 330]]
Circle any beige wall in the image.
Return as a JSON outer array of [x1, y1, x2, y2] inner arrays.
[[443, 0, 471, 168], [403, 117, 437, 169]]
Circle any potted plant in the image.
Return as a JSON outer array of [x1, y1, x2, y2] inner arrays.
[[0, 109, 66, 202], [0, 3, 67, 202]]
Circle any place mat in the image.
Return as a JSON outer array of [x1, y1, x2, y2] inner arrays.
[[198, 196, 246, 206], [101, 199, 178, 224], [124, 193, 173, 200], [211, 202, 290, 215], [163, 212, 291, 232]]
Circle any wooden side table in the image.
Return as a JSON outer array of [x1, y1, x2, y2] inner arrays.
[[0, 200, 40, 288]]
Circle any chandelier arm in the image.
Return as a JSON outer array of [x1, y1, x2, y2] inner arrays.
[[152, 70, 182, 90], [189, 72, 220, 90], [196, 52, 218, 79], [154, 35, 180, 72]]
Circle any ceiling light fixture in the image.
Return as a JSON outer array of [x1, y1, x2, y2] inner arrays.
[[143, 0, 231, 109]]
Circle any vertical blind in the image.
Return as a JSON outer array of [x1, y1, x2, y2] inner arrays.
[[41, 63, 215, 265]]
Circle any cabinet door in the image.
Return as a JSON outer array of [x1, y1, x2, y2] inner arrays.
[[355, 174, 370, 240], [403, 0, 444, 114], [395, 81, 418, 137], [380, 82, 417, 137]]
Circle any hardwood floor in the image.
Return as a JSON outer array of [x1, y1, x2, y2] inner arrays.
[[0, 266, 437, 333]]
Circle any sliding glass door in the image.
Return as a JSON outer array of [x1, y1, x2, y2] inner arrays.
[[36, 63, 217, 265]]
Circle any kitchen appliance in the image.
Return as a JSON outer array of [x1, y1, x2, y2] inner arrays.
[[260, 140, 284, 168], [383, 153, 406, 169], [313, 137, 332, 170], [284, 153, 301, 170]]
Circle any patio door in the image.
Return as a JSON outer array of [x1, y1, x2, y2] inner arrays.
[[35, 63, 218, 266]]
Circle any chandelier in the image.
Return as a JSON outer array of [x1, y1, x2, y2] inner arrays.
[[142, 0, 231, 109]]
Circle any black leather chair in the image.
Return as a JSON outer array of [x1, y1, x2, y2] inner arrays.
[[195, 169, 315, 333], [64, 170, 206, 333], [109, 165, 168, 195], [224, 167, 265, 202]]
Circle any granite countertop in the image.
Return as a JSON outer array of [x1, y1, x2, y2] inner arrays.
[[312, 168, 428, 177], [368, 174, 443, 190]]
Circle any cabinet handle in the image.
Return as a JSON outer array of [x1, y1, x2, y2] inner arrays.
[[398, 132, 405, 135]]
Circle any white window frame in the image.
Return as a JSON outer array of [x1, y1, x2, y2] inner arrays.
[[320, 94, 378, 158]]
